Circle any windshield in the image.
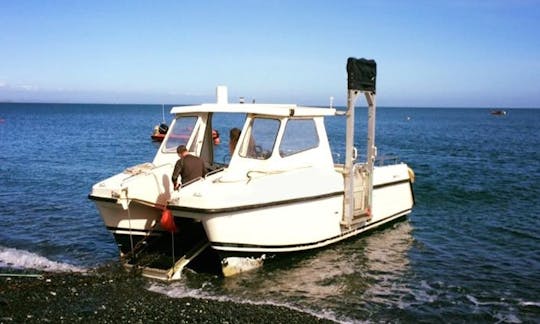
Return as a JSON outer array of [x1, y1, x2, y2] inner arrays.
[[279, 118, 319, 157], [164, 116, 198, 152], [239, 117, 280, 160]]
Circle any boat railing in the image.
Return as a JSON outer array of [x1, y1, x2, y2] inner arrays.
[[332, 152, 401, 167], [180, 176, 205, 188], [205, 164, 226, 177], [375, 154, 400, 166], [332, 152, 344, 164], [122, 162, 173, 180]]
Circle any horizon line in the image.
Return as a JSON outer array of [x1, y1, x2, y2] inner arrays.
[[1, 101, 538, 110]]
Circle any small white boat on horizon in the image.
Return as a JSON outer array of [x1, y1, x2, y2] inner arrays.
[[88, 58, 416, 279], [490, 109, 507, 116]]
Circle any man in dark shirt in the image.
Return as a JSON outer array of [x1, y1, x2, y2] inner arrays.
[[171, 145, 207, 190]]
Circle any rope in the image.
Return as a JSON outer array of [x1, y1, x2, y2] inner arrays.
[[0, 273, 43, 279], [171, 231, 175, 272], [123, 162, 155, 175], [125, 192, 135, 262]]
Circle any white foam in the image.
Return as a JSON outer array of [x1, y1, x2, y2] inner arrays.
[[493, 313, 522, 324], [0, 246, 85, 273], [466, 294, 480, 305], [466, 294, 509, 307], [148, 282, 210, 299], [518, 300, 540, 307], [148, 282, 345, 323], [221, 256, 265, 277]]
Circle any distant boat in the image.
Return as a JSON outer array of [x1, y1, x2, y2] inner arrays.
[[151, 105, 169, 141], [151, 123, 169, 141], [490, 109, 507, 116]]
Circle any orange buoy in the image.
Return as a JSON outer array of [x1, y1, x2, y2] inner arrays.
[[160, 209, 177, 233]]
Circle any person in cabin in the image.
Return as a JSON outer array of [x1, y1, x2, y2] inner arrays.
[[229, 127, 241, 155], [212, 129, 221, 145], [171, 145, 207, 190]]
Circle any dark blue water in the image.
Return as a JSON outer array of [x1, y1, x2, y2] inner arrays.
[[1, 103, 539, 322]]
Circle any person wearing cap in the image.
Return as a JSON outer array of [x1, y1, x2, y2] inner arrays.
[[171, 145, 207, 190]]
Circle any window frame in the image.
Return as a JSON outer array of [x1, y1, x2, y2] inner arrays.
[[279, 118, 320, 158]]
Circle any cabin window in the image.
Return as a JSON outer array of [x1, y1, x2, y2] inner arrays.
[[210, 112, 247, 165], [239, 117, 280, 160], [279, 118, 319, 157], [164, 116, 198, 152]]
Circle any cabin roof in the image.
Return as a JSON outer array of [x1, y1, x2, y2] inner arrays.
[[170, 103, 337, 117]]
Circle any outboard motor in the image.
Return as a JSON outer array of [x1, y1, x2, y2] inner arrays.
[[158, 123, 169, 134]]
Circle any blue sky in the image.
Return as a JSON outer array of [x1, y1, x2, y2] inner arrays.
[[1, 0, 539, 107]]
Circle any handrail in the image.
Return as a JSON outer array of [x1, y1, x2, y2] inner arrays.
[[375, 155, 400, 166]]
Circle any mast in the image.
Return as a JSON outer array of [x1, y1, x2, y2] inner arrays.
[[161, 104, 166, 123], [342, 58, 377, 227], [364, 91, 376, 220], [343, 88, 358, 226]]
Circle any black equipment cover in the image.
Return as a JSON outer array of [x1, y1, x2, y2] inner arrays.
[[347, 58, 376, 92]]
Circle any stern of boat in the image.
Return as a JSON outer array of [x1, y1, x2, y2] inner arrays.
[[88, 163, 174, 254], [371, 162, 415, 222]]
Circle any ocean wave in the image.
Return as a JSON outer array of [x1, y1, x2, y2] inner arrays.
[[518, 300, 540, 308], [0, 246, 85, 273], [147, 281, 344, 323]]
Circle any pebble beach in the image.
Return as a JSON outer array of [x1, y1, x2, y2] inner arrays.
[[0, 266, 334, 323]]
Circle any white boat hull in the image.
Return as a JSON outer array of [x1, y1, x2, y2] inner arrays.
[[204, 194, 344, 252], [92, 199, 163, 254], [169, 163, 414, 276], [89, 163, 175, 255]]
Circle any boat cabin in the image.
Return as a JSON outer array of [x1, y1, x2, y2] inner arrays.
[[152, 90, 337, 181]]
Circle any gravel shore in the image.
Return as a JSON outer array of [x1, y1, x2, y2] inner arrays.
[[0, 266, 335, 323]]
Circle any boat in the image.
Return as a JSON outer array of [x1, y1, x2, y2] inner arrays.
[[151, 105, 169, 141], [490, 109, 507, 116], [151, 123, 169, 141], [88, 58, 415, 279]]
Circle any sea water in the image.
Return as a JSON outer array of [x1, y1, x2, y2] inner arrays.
[[0, 103, 539, 322]]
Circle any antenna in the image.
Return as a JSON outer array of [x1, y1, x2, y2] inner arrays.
[[216, 86, 228, 104], [161, 104, 165, 123]]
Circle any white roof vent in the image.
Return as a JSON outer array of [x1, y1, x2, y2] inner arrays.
[[216, 85, 228, 104]]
